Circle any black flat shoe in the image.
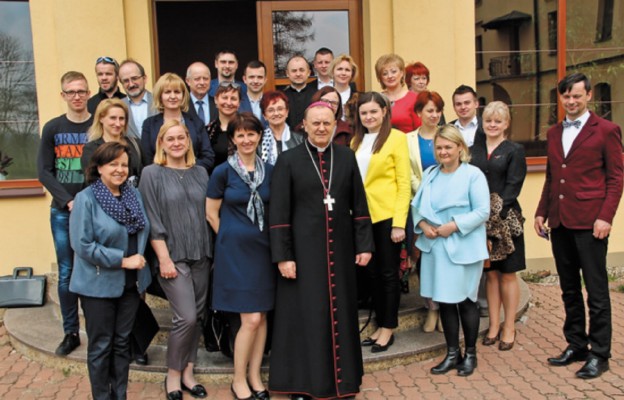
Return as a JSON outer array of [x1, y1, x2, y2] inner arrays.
[[231, 384, 254, 400], [134, 352, 148, 365], [575, 356, 609, 379], [547, 347, 589, 366], [361, 337, 376, 346], [164, 377, 183, 400], [371, 335, 394, 353], [181, 381, 208, 398], [431, 347, 463, 375]]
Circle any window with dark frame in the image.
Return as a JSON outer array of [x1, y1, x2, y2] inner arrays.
[[0, 0, 40, 181], [595, 0, 614, 42], [547, 11, 557, 55], [475, 35, 483, 70]]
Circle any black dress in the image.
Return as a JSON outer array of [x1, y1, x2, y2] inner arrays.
[[268, 143, 374, 399], [470, 139, 527, 273]]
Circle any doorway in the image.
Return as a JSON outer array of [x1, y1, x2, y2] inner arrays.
[[154, 1, 259, 80]]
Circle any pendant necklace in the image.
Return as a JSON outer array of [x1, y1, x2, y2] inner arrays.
[[170, 166, 188, 180], [305, 141, 335, 211]]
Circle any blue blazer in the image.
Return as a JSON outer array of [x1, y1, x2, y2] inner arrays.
[[69, 186, 152, 298], [411, 163, 490, 264]]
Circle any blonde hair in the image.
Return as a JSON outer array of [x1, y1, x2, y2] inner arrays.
[[434, 125, 471, 164], [154, 119, 196, 167], [374, 54, 405, 89], [329, 54, 358, 81], [152, 73, 190, 113], [482, 101, 511, 123], [88, 98, 129, 141]]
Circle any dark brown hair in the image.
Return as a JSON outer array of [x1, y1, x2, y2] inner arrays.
[[351, 92, 392, 154], [86, 142, 130, 184]]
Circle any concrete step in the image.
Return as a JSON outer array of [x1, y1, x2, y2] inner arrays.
[[4, 280, 531, 384], [45, 272, 430, 342]]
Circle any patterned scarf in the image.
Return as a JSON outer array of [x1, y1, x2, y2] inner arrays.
[[91, 178, 146, 234], [227, 152, 266, 231], [260, 125, 292, 165]]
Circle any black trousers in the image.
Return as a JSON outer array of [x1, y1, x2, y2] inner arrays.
[[368, 218, 402, 329], [81, 289, 140, 400], [551, 226, 611, 359]]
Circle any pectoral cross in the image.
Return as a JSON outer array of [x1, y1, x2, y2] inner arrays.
[[323, 193, 336, 211]]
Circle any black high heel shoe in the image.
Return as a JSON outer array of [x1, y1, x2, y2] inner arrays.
[[231, 384, 254, 400], [247, 379, 271, 400], [164, 377, 183, 400], [371, 334, 394, 353]]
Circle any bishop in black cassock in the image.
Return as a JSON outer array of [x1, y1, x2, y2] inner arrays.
[[268, 103, 374, 399]]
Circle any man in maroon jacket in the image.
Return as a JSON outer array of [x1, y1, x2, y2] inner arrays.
[[535, 73, 623, 379]]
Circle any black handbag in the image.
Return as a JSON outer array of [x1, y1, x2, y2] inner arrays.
[[130, 299, 160, 357], [0, 267, 46, 308]]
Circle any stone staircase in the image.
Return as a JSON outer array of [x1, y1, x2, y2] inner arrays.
[[4, 272, 530, 384]]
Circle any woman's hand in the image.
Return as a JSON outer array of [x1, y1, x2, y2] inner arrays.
[[437, 221, 458, 238], [121, 254, 146, 270], [390, 227, 406, 243], [278, 261, 297, 279], [159, 257, 178, 279], [418, 221, 438, 239], [355, 252, 372, 266]]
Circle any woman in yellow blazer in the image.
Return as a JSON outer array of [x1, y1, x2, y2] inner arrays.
[[351, 91, 411, 353]]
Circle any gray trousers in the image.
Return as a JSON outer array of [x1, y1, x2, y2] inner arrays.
[[158, 258, 210, 371]]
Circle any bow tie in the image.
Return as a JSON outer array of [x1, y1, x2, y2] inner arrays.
[[562, 119, 581, 129]]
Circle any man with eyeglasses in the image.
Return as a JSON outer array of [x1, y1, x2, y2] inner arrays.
[[208, 49, 251, 112], [87, 56, 126, 114], [185, 61, 217, 127], [118, 59, 156, 139], [37, 71, 93, 357]]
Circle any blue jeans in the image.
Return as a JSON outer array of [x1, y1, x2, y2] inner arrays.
[[50, 207, 79, 334]]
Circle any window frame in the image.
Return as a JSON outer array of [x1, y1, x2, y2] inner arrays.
[[256, 0, 363, 91]]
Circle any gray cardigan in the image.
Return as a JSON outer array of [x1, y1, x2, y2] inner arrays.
[[69, 186, 152, 297]]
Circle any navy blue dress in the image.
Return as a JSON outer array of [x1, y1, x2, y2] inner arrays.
[[207, 162, 275, 312]]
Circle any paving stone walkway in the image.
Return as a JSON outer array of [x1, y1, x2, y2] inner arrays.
[[0, 282, 622, 399]]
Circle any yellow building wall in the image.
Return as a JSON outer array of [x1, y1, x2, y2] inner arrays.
[[363, 0, 475, 107], [0, 0, 154, 276]]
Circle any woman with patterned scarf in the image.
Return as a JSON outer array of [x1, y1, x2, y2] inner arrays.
[[206, 112, 275, 400], [69, 142, 151, 400], [259, 91, 304, 166]]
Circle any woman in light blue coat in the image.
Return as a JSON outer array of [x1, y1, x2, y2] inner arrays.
[[70, 142, 151, 400], [411, 125, 489, 377]]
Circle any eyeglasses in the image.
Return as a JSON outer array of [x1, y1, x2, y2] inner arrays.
[[320, 98, 339, 107], [218, 81, 241, 89], [96, 56, 119, 67], [265, 106, 287, 114], [62, 90, 89, 98], [120, 75, 145, 85]]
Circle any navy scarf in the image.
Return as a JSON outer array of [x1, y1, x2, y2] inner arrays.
[[91, 179, 146, 234]]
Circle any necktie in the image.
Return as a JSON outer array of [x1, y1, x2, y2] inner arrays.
[[196, 100, 205, 124], [562, 119, 581, 129]]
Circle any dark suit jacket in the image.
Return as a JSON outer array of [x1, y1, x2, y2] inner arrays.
[[187, 95, 217, 126], [536, 111, 624, 229], [450, 116, 486, 146], [470, 139, 527, 213], [140, 112, 215, 172]]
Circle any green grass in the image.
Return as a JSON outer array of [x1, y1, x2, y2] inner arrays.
[[520, 270, 551, 283]]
